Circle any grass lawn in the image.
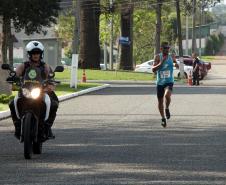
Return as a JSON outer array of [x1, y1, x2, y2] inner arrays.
[[55, 68, 155, 81], [200, 56, 215, 62], [0, 104, 9, 112]]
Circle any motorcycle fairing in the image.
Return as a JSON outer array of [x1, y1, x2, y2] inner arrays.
[[13, 93, 51, 121]]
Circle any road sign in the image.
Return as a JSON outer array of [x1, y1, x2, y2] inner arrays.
[[119, 36, 131, 46]]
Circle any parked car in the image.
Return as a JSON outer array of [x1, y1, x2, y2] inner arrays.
[[176, 56, 210, 80], [174, 64, 193, 79], [176, 55, 193, 66], [135, 59, 193, 79], [176, 55, 211, 69], [202, 61, 211, 70], [134, 60, 154, 73], [198, 60, 208, 80]]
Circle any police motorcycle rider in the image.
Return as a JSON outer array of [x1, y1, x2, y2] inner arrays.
[[9, 41, 59, 140]]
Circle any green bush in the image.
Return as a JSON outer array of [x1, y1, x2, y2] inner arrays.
[[205, 33, 225, 55], [0, 94, 15, 104]]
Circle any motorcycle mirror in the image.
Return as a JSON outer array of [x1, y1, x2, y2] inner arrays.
[[54, 66, 64, 72]]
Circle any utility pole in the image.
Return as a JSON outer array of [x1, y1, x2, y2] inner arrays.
[[185, 15, 189, 55], [109, 0, 114, 70], [199, 0, 203, 57], [70, 0, 80, 88], [176, 0, 184, 78], [192, 0, 196, 53]]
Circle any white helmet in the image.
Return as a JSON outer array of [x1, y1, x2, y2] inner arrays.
[[26, 41, 44, 59]]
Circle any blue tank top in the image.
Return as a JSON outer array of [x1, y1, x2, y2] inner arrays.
[[156, 53, 174, 85]]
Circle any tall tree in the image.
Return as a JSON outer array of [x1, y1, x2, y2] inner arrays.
[[80, 0, 101, 69], [0, 16, 11, 95], [175, 0, 183, 57], [119, 2, 133, 70], [0, 0, 60, 64]]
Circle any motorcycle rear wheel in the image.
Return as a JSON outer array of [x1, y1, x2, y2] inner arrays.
[[23, 112, 33, 159]]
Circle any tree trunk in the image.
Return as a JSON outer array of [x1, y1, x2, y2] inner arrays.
[[2, 16, 11, 64], [9, 27, 13, 66], [79, 0, 100, 69], [119, 3, 133, 70], [176, 0, 185, 78], [155, 0, 162, 55], [0, 16, 11, 95]]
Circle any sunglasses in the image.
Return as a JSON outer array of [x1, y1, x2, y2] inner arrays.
[[31, 51, 41, 55]]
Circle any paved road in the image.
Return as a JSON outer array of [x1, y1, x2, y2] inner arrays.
[[202, 57, 226, 86], [0, 61, 226, 185]]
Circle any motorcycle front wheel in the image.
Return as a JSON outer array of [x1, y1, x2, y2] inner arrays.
[[23, 112, 33, 159], [33, 142, 42, 154]]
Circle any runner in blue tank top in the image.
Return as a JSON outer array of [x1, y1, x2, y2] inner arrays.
[[152, 42, 176, 127]]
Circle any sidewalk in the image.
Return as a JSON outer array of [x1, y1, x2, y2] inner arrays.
[[0, 84, 110, 120]]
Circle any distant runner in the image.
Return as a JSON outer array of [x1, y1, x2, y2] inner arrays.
[[152, 41, 176, 127]]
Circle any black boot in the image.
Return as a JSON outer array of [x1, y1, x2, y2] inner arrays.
[[48, 127, 55, 139], [44, 123, 55, 139]]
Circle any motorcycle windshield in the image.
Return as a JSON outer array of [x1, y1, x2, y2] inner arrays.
[[23, 66, 43, 83]]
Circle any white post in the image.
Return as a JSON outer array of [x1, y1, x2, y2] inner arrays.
[[179, 57, 185, 79], [70, 0, 80, 88], [104, 42, 107, 70], [70, 54, 78, 88], [109, 0, 114, 70]]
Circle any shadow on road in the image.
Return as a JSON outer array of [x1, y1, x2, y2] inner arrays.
[[0, 116, 225, 184]]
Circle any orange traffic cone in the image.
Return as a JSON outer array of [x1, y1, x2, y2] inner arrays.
[[188, 70, 192, 86], [82, 69, 86, 83]]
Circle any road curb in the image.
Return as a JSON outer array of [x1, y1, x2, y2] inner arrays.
[[0, 84, 111, 120], [58, 84, 110, 101]]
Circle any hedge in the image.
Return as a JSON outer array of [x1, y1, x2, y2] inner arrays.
[[0, 94, 15, 104]]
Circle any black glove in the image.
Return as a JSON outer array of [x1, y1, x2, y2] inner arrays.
[[6, 76, 15, 83], [6, 76, 20, 83]]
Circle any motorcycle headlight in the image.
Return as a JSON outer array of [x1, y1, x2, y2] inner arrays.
[[31, 88, 41, 99]]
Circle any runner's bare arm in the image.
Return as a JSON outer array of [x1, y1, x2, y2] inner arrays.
[[152, 55, 163, 72], [171, 53, 178, 68], [15, 64, 25, 77]]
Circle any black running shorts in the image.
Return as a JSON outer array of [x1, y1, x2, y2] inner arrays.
[[157, 83, 173, 99]]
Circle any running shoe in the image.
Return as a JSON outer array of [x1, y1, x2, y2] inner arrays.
[[161, 118, 167, 128], [165, 108, 171, 119]]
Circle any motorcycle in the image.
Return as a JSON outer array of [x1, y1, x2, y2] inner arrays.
[[1, 63, 64, 159]]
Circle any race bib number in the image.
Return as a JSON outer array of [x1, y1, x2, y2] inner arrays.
[[160, 70, 171, 79]]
